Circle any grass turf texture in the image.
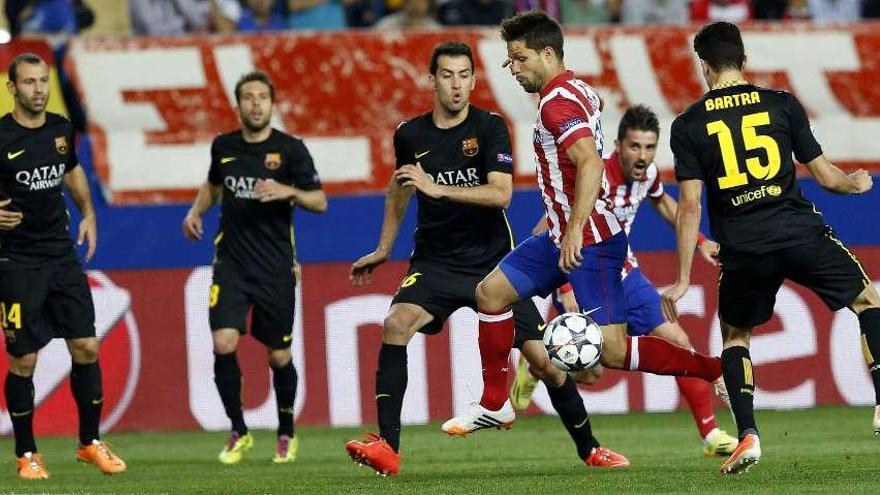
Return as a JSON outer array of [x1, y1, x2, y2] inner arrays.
[[0, 406, 876, 494]]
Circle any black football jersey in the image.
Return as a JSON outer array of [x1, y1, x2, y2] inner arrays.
[[0, 112, 78, 266], [207, 129, 321, 281], [394, 106, 514, 268], [671, 84, 826, 254]]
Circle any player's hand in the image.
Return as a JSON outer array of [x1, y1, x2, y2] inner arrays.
[[394, 164, 441, 199], [183, 213, 203, 241], [697, 239, 720, 267], [558, 286, 579, 313], [78, 214, 97, 262], [849, 169, 872, 194], [350, 250, 388, 286], [255, 179, 296, 203], [661, 282, 689, 323], [0, 199, 23, 231], [558, 227, 584, 273]]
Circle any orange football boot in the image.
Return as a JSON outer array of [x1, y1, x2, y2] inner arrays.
[[345, 433, 400, 476]]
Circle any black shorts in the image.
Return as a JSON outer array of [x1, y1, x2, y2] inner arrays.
[[390, 260, 544, 347], [209, 265, 296, 349], [719, 228, 871, 327], [0, 261, 96, 357]]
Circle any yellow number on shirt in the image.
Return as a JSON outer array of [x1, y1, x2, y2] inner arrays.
[[708, 111, 781, 190]]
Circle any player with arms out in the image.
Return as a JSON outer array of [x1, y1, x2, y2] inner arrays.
[[662, 22, 880, 475], [345, 41, 629, 476], [183, 70, 327, 465], [0, 53, 126, 480], [452, 10, 726, 440], [513, 105, 738, 457]]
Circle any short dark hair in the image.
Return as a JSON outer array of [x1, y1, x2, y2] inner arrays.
[[234, 70, 275, 104], [618, 104, 660, 141], [429, 41, 474, 75], [8, 53, 46, 83], [499, 10, 564, 61], [693, 22, 745, 72]]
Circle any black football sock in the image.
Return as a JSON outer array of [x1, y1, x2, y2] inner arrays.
[[721, 346, 758, 439], [70, 361, 103, 445], [858, 308, 880, 404], [5, 372, 37, 457], [546, 375, 600, 459], [272, 358, 297, 438], [375, 343, 407, 452], [214, 352, 247, 435]]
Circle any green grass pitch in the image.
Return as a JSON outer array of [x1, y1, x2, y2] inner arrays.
[[1, 406, 876, 494]]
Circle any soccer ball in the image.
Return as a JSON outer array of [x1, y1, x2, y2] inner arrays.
[[542, 312, 603, 372]]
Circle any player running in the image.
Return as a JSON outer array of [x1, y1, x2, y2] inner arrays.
[[0, 53, 126, 480], [510, 105, 737, 457], [662, 22, 880, 475], [444, 11, 726, 439], [345, 41, 630, 476], [183, 70, 327, 465]]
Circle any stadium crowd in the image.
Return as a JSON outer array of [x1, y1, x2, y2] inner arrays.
[[2, 0, 879, 41]]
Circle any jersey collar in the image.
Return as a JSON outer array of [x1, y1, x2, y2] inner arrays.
[[539, 70, 576, 99], [710, 79, 749, 91]]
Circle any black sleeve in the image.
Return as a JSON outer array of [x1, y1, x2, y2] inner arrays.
[[786, 93, 823, 164], [393, 122, 408, 170], [288, 138, 322, 191], [484, 113, 513, 175], [671, 115, 704, 181], [207, 138, 222, 186], [65, 124, 79, 172]]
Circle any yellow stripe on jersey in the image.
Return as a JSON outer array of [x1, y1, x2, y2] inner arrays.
[[502, 211, 514, 250]]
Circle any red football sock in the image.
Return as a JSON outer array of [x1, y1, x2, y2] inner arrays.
[[624, 336, 722, 382], [477, 307, 514, 411], [676, 376, 717, 438]]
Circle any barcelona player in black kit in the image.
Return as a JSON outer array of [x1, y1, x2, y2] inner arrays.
[[662, 22, 880, 475], [183, 71, 326, 465], [345, 42, 627, 476], [0, 53, 126, 480]]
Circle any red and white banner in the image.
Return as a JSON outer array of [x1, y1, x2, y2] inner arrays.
[[1, 249, 878, 434], [66, 24, 880, 204]]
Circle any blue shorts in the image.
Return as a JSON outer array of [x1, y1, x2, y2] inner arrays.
[[499, 231, 627, 325], [622, 268, 666, 336]]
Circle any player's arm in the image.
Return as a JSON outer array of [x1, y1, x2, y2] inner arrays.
[[350, 176, 414, 286], [803, 155, 872, 195], [661, 179, 703, 322], [63, 166, 98, 262], [183, 180, 222, 241], [255, 179, 328, 212], [559, 136, 604, 273], [649, 193, 718, 266], [394, 165, 512, 208]]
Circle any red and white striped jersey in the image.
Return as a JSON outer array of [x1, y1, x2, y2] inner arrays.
[[603, 151, 664, 275], [533, 71, 622, 247]]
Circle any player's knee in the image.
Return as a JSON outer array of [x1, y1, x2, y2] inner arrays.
[[68, 337, 98, 364], [572, 367, 603, 385], [8, 353, 37, 376], [268, 348, 292, 368], [475, 280, 506, 313], [852, 285, 880, 314], [383, 313, 416, 344], [600, 339, 626, 369], [212, 330, 239, 354]]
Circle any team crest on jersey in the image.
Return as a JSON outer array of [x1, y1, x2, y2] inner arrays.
[[55, 136, 68, 155], [461, 138, 479, 157], [264, 153, 281, 170]]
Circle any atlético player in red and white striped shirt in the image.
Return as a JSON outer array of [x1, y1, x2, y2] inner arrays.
[[443, 12, 727, 465]]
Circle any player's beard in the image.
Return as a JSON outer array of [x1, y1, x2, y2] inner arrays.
[[17, 93, 47, 116], [516, 76, 540, 94], [242, 114, 271, 133]]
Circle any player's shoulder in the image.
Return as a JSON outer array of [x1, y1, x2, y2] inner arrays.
[[44, 112, 72, 127], [470, 106, 508, 133], [394, 111, 432, 138], [271, 128, 307, 148], [212, 129, 241, 147]]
